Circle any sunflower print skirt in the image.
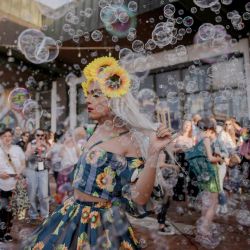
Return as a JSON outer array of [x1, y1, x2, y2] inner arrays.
[[21, 197, 140, 250]]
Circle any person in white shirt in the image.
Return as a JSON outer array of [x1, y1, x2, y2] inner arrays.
[[0, 126, 25, 242], [56, 131, 80, 203]]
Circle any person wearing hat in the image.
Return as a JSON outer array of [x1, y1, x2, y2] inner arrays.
[[0, 125, 26, 242]]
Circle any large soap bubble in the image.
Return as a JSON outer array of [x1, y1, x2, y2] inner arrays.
[[100, 4, 137, 38], [18, 29, 59, 64], [193, 0, 219, 8], [22, 99, 41, 119], [8, 88, 30, 112], [35, 36, 59, 62]]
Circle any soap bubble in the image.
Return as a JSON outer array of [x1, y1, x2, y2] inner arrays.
[[183, 16, 194, 27], [91, 30, 103, 42], [137, 89, 156, 103], [246, 2, 250, 12], [18, 29, 44, 54], [163, 4, 175, 18], [35, 36, 59, 62], [84, 7, 93, 18], [145, 39, 156, 50], [132, 40, 144, 52], [22, 99, 41, 119], [18, 29, 59, 64], [221, 0, 233, 5], [128, 1, 138, 12], [100, 5, 117, 24], [100, 4, 137, 38], [193, 0, 219, 8], [8, 88, 30, 111], [198, 23, 215, 41]]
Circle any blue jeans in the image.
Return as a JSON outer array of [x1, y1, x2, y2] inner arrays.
[[26, 168, 49, 219]]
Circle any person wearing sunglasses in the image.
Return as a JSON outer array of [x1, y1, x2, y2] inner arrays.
[[0, 126, 26, 242], [25, 128, 50, 223]]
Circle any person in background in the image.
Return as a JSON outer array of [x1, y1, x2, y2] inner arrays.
[[192, 114, 202, 144], [0, 126, 26, 242], [220, 118, 242, 194], [210, 117, 230, 214], [193, 119, 223, 247], [73, 126, 87, 153], [25, 128, 50, 222], [47, 130, 64, 198], [172, 120, 197, 207], [16, 131, 30, 152], [13, 126, 22, 144], [56, 130, 79, 203], [239, 128, 250, 190], [156, 151, 178, 235]]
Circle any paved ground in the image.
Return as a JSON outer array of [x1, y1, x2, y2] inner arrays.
[[0, 177, 249, 250]]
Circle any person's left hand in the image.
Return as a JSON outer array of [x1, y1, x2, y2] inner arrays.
[[149, 124, 172, 153]]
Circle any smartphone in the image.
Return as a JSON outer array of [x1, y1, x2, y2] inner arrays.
[[8, 174, 17, 177]]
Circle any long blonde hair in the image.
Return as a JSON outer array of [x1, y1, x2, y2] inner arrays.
[[110, 92, 159, 158], [224, 118, 237, 145]]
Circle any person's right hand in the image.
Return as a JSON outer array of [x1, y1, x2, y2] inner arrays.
[[0, 172, 10, 179]]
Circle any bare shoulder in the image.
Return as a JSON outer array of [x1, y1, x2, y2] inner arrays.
[[121, 132, 142, 157]]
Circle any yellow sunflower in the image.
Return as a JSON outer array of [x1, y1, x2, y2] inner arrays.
[[33, 242, 44, 250], [95, 201, 112, 209], [81, 77, 95, 97], [119, 241, 133, 250], [98, 66, 131, 98], [96, 172, 107, 190], [96, 166, 115, 192], [83, 56, 118, 79], [81, 206, 91, 224], [77, 233, 90, 250], [55, 244, 68, 250], [129, 159, 144, 169], [89, 211, 101, 229], [60, 198, 74, 215]]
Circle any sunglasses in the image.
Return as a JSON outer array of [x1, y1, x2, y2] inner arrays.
[[36, 134, 44, 137]]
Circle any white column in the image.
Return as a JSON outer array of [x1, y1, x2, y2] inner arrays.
[[69, 83, 77, 130], [240, 39, 250, 119], [35, 92, 40, 129], [51, 81, 57, 132], [67, 75, 85, 130]]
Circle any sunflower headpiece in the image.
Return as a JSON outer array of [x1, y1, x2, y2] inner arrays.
[[82, 56, 131, 98]]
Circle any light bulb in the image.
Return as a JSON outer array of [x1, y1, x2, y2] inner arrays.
[[7, 48, 12, 56]]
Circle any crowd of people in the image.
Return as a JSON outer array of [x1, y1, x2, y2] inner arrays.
[[0, 113, 249, 248], [155, 114, 250, 247], [0, 124, 87, 243]]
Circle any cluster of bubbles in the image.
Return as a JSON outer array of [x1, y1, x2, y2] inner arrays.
[[236, 209, 250, 226], [99, 1, 137, 38], [18, 29, 59, 64], [194, 23, 231, 63], [62, 7, 94, 43]]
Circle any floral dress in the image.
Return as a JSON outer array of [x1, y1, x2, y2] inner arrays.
[[22, 147, 146, 250]]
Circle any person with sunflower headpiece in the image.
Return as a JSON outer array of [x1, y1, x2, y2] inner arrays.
[[22, 56, 172, 250]]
